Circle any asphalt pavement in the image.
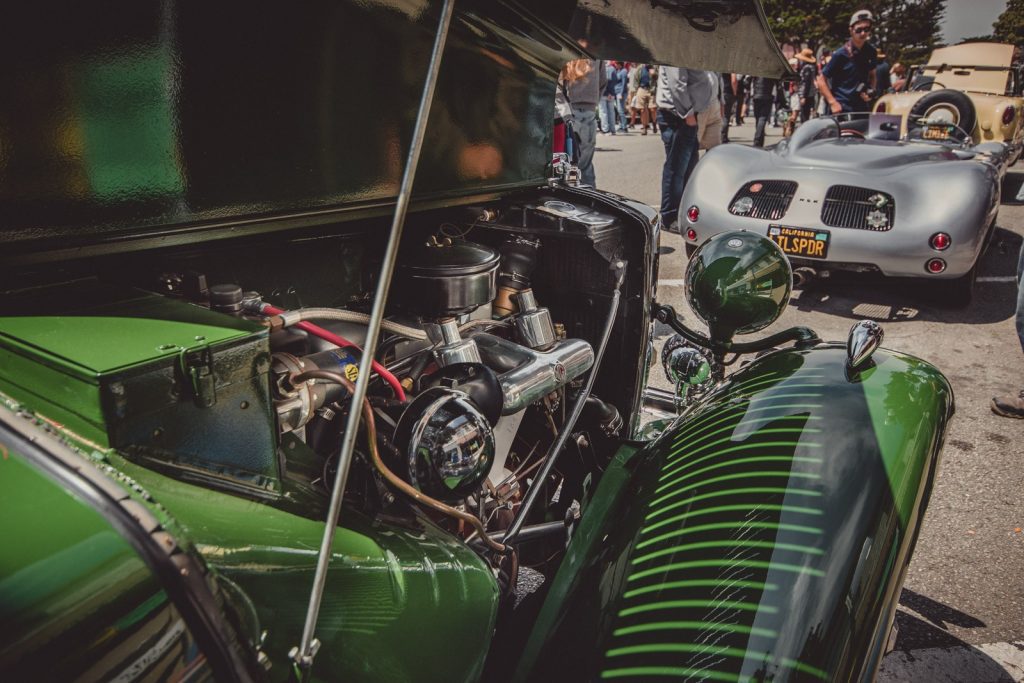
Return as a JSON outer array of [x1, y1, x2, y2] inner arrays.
[[595, 119, 1024, 681]]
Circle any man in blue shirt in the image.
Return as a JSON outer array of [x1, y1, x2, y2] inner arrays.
[[598, 62, 622, 134], [656, 67, 718, 229], [817, 9, 878, 113], [614, 63, 630, 132]]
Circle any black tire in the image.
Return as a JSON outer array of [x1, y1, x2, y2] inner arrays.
[[685, 243, 697, 258], [933, 263, 977, 308], [908, 89, 976, 135]]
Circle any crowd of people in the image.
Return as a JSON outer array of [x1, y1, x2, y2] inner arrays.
[[553, 8, 908, 221], [554, 10, 1024, 420]]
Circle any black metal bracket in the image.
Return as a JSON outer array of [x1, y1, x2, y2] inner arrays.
[[180, 345, 217, 408], [652, 303, 820, 355]]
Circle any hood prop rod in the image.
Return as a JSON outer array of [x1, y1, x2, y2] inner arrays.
[[503, 260, 626, 546], [290, 0, 456, 677]]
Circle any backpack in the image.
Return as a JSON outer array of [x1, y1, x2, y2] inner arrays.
[[639, 67, 651, 89]]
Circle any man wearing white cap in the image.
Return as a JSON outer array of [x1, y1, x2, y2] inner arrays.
[[816, 9, 879, 114]]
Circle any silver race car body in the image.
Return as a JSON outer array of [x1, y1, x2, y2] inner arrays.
[[679, 115, 1004, 301]]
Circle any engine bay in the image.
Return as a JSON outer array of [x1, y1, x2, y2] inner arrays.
[[0, 191, 655, 598]]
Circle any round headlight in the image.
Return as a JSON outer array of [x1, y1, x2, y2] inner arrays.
[[732, 196, 754, 215], [685, 231, 793, 342], [394, 388, 495, 502]]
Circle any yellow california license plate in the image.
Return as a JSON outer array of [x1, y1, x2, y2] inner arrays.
[[924, 125, 950, 140], [767, 225, 830, 259]]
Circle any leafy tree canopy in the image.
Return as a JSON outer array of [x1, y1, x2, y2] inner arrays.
[[992, 0, 1024, 44], [762, 0, 946, 64], [958, 34, 995, 44]]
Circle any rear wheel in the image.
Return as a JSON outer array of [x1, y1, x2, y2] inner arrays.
[[932, 263, 977, 308]]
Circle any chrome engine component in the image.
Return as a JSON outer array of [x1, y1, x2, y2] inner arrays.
[[271, 349, 361, 433], [393, 387, 496, 502], [512, 289, 556, 350], [471, 333, 594, 415], [269, 234, 598, 539], [428, 318, 482, 367]]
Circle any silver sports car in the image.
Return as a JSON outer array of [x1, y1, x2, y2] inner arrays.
[[677, 114, 1007, 304]]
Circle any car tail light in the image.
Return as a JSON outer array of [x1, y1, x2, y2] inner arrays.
[[926, 258, 946, 274], [686, 205, 700, 222], [930, 232, 951, 250], [686, 228, 697, 241], [1003, 106, 1016, 126], [876, 102, 887, 113]]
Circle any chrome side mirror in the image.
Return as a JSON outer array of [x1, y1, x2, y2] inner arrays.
[[661, 334, 713, 408]]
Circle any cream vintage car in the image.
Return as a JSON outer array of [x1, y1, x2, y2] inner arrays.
[[875, 42, 1023, 163]]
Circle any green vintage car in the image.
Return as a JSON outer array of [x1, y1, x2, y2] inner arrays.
[[0, 1, 952, 681]]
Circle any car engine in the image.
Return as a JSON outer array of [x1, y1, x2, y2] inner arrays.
[[0, 192, 653, 600]]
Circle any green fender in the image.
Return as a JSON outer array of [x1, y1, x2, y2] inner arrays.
[[517, 344, 953, 682]]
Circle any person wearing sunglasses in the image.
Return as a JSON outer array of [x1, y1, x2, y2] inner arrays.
[[816, 9, 879, 114]]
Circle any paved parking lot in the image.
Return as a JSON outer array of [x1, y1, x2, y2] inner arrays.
[[595, 120, 1024, 681]]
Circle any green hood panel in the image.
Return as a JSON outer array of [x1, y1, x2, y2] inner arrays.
[[111, 451, 501, 683], [519, 345, 953, 681]]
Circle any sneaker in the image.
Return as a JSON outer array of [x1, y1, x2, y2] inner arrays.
[[991, 390, 1024, 418]]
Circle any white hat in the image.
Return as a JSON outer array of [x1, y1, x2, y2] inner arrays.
[[849, 9, 873, 26]]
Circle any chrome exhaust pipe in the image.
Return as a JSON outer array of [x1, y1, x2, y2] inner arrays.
[[793, 266, 818, 288], [470, 333, 594, 415]]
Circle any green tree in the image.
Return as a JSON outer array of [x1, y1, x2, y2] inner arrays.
[[762, 0, 946, 64], [875, 0, 946, 63], [958, 34, 996, 44], [992, 0, 1024, 44]]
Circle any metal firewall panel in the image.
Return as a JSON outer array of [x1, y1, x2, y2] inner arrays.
[[518, 345, 953, 682]]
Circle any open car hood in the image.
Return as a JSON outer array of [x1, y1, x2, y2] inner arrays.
[[0, 0, 787, 262], [563, 0, 789, 77]]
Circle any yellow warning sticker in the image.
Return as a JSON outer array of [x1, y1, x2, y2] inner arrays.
[[344, 364, 359, 382]]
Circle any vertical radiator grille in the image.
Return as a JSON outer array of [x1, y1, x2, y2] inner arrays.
[[727, 180, 798, 221], [820, 185, 895, 231]]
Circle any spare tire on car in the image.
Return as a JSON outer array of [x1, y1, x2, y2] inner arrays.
[[908, 89, 977, 136]]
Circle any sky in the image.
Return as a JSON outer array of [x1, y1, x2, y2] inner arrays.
[[941, 0, 1007, 43]]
